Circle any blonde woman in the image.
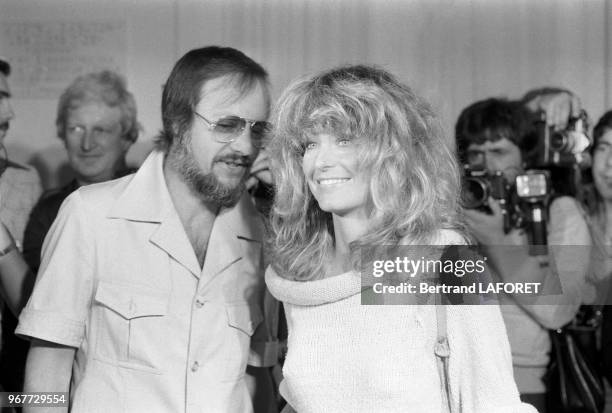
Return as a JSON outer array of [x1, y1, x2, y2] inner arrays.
[[265, 65, 535, 412]]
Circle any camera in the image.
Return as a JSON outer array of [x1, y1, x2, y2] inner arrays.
[[532, 110, 590, 168], [461, 167, 519, 233], [461, 168, 508, 210], [515, 170, 551, 254], [515, 170, 550, 201], [462, 167, 552, 248], [530, 110, 591, 199]]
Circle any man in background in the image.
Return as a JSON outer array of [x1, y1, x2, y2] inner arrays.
[[22, 70, 138, 274], [455, 96, 590, 412]]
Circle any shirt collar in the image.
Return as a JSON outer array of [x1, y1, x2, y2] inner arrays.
[[107, 149, 171, 223], [107, 149, 263, 243]]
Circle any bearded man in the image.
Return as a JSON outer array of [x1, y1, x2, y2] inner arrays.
[[17, 46, 277, 413]]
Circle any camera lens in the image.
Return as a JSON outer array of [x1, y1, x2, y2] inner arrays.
[[462, 177, 487, 209], [550, 131, 569, 152]]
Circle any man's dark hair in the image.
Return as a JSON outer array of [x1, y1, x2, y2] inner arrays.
[[455, 98, 538, 164], [593, 110, 612, 151], [0, 58, 11, 76], [156, 46, 269, 151]]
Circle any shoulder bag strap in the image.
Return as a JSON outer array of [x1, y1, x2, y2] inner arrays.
[[435, 292, 452, 413]]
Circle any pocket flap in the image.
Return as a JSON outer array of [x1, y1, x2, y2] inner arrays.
[[95, 282, 168, 319], [226, 303, 263, 336]]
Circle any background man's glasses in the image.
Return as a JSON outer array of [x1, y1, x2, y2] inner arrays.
[[66, 125, 118, 141], [194, 111, 271, 149]]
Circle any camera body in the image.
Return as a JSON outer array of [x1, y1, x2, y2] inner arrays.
[[460, 108, 589, 255], [462, 168, 519, 232], [530, 110, 591, 198], [462, 167, 551, 238], [532, 110, 590, 168], [461, 168, 508, 211]]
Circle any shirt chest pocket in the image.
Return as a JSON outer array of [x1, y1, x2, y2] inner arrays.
[[93, 282, 168, 374], [217, 303, 263, 382]]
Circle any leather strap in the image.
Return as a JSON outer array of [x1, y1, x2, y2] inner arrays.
[[435, 291, 452, 413]]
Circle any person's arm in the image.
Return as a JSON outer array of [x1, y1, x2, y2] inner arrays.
[[522, 88, 582, 130], [0, 222, 35, 316], [464, 200, 552, 289], [246, 365, 277, 413], [448, 305, 538, 412], [23, 339, 75, 413], [465, 197, 590, 328], [16, 191, 95, 409]]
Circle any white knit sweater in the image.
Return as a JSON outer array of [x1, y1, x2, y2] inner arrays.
[[266, 264, 537, 413]]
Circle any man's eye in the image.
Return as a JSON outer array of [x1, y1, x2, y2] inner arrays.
[[215, 118, 242, 132], [93, 127, 112, 135], [595, 144, 610, 153], [305, 142, 317, 150], [467, 152, 482, 161], [67, 126, 85, 134]]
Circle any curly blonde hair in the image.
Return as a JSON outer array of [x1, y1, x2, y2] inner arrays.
[[269, 65, 463, 281]]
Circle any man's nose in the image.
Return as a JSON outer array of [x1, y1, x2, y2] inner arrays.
[[483, 154, 498, 173], [229, 127, 258, 156], [81, 130, 95, 151]]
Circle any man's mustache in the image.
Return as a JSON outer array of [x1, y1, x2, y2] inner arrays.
[[214, 153, 255, 167]]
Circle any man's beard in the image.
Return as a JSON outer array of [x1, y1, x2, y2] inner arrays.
[[0, 121, 9, 143], [168, 139, 253, 208]]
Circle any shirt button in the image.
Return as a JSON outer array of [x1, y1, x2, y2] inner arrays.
[[195, 299, 205, 308], [191, 361, 200, 372]]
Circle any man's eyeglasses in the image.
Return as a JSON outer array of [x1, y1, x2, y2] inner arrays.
[[66, 125, 118, 141], [194, 111, 271, 149]]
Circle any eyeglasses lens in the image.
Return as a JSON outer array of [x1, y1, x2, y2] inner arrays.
[[212, 116, 270, 147]]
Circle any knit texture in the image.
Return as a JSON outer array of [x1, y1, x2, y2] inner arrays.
[[266, 230, 537, 413]]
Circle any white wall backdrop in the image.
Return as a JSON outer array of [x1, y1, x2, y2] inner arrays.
[[0, 0, 610, 189]]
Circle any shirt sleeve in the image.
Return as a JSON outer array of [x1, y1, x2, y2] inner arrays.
[[523, 196, 591, 329], [447, 305, 538, 413], [16, 190, 96, 348]]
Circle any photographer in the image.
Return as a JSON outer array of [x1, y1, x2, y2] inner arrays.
[[455, 97, 591, 412]]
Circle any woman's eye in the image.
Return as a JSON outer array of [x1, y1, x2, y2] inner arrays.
[[337, 138, 351, 146], [305, 142, 317, 150]]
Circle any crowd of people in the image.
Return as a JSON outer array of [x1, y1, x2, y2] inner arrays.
[[0, 46, 609, 413]]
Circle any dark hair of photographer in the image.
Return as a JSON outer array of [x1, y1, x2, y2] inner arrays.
[[0, 59, 10, 77], [581, 110, 612, 217], [588, 110, 612, 389], [592, 110, 612, 152], [455, 98, 539, 167]]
